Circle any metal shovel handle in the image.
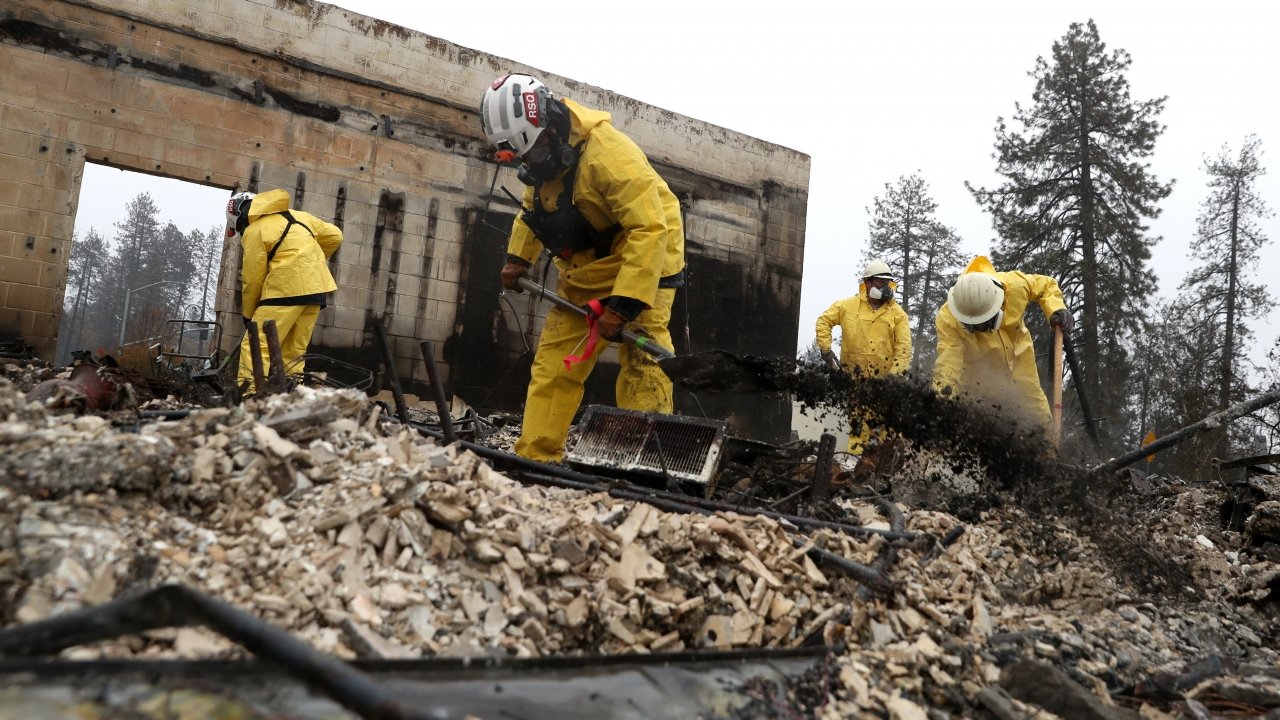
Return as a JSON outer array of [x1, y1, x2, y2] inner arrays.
[[516, 277, 675, 359]]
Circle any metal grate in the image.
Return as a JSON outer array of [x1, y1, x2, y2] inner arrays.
[[566, 406, 727, 484]]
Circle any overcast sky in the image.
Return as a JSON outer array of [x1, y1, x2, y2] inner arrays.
[[75, 0, 1280, 370]]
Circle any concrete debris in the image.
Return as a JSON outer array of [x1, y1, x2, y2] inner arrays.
[[2, 367, 1280, 718]]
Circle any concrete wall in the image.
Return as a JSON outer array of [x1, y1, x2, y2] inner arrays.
[[0, 0, 810, 441]]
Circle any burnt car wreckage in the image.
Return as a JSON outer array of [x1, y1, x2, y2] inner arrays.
[[3, 321, 1280, 719]]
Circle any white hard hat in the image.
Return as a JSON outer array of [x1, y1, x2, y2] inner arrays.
[[947, 273, 1005, 325], [862, 259, 893, 280], [480, 74, 553, 162], [225, 191, 255, 241]]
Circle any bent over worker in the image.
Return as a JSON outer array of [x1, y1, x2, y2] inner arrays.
[[815, 259, 912, 454], [480, 73, 685, 462], [933, 256, 1071, 437], [227, 188, 343, 397]]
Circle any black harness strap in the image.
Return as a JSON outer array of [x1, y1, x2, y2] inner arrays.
[[523, 144, 621, 260], [266, 210, 314, 264]]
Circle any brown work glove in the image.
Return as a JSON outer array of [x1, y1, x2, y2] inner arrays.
[[596, 307, 629, 340], [500, 258, 530, 292]]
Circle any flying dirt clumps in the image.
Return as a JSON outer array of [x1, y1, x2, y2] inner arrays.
[[783, 363, 1054, 486]]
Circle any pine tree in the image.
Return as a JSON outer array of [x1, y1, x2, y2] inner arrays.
[[905, 224, 965, 374], [113, 193, 161, 290], [1187, 136, 1273, 412], [865, 174, 964, 373], [967, 19, 1172, 444], [191, 225, 225, 321], [54, 228, 109, 363], [1130, 300, 1221, 479], [98, 193, 164, 346]]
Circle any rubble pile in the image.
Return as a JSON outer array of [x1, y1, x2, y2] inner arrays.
[[3, 367, 1280, 718], [1, 377, 878, 660]]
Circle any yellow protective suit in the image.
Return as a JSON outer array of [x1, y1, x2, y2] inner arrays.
[[507, 100, 685, 461], [815, 283, 912, 454], [933, 256, 1065, 436], [237, 189, 343, 393]]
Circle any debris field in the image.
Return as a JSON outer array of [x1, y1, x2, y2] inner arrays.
[[2, 360, 1280, 719]]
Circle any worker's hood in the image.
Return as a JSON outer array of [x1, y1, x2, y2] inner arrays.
[[961, 255, 999, 276], [565, 99, 611, 144], [248, 189, 291, 222]]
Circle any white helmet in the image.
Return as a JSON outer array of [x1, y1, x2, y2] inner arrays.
[[947, 273, 1005, 325], [862, 259, 893, 280], [225, 191, 255, 241], [481, 74, 553, 162]]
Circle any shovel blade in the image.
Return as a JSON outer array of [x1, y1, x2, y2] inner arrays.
[[658, 350, 781, 394]]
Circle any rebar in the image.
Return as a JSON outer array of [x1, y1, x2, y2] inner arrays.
[[245, 321, 265, 395], [262, 319, 287, 395], [372, 317, 409, 425], [419, 340, 456, 445]]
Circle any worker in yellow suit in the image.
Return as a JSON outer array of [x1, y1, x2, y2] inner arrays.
[[226, 188, 343, 397], [480, 73, 685, 462], [933, 256, 1071, 438], [815, 259, 912, 455]]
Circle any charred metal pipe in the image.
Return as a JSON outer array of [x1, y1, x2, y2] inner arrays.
[[246, 321, 265, 395], [767, 486, 809, 512], [921, 525, 967, 566], [139, 409, 195, 420], [372, 317, 409, 425], [809, 433, 836, 504], [858, 498, 905, 601], [418, 340, 456, 445], [870, 498, 904, 574], [795, 539, 899, 596], [1092, 385, 1280, 475], [0, 584, 421, 720], [262, 319, 287, 395]]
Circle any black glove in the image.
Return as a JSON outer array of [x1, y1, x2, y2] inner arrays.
[[821, 349, 838, 369], [1049, 309, 1074, 333], [242, 316, 253, 328]]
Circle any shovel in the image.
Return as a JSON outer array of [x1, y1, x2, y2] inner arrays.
[[516, 277, 780, 393]]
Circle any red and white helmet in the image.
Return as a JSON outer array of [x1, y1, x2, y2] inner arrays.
[[480, 73, 552, 163], [225, 191, 255, 241]]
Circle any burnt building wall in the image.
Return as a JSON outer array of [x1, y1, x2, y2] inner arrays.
[[0, 0, 809, 442]]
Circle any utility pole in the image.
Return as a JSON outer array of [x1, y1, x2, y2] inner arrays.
[[199, 229, 215, 322]]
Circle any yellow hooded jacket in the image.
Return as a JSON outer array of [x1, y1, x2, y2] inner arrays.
[[815, 284, 912, 377], [933, 256, 1066, 426], [505, 99, 684, 309], [241, 189, 343, 317]]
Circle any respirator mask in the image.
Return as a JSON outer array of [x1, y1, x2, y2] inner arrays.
[[963, 310, 1004, 333], [517, 141, 577, 185]]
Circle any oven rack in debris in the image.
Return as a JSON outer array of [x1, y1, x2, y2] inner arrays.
[[566, 405, 727, 485]]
